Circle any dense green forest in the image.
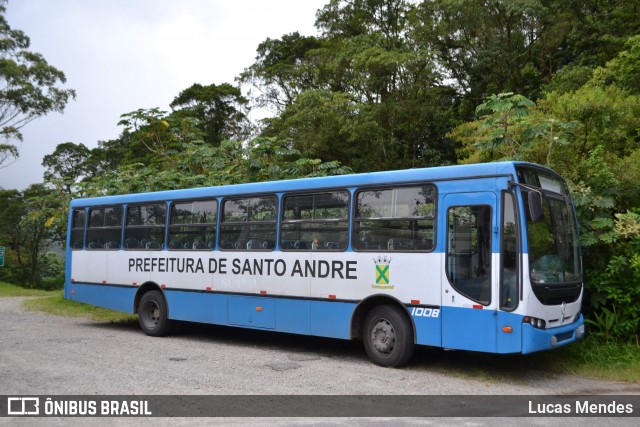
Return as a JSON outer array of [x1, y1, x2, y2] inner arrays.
[[1, 0, 639, 342]]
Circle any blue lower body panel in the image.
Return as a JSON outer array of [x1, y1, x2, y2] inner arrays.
[[69, 283, 135, 314], [163, 289, 352, 339], [496, 311, 523, 353], [69, 283, 354, 339], [276, 298, 311, 335], [441, 306, 498, 352], [228, 296, 276, 329], [105, 286, 137, 313], [522, 314, 585, 353], [309, 300, 352, 339], [165, 290, 214, 323], [412, 307, 442, 347], [70, 283, 105, 308], [440, 306, 584, 354]]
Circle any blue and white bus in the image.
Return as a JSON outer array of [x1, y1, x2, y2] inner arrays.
[[65, 161, 585, 366]]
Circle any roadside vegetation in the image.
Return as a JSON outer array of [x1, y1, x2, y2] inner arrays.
[[0, 282, 134, 322], [0, 281, 53, 297], [425, 337, 640, 384]]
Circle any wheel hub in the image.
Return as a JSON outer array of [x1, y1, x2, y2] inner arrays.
[[144, 302, 160, 326], [371, 319, 395, 354]]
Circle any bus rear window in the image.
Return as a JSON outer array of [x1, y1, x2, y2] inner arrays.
[[70, 209, 86, 249]]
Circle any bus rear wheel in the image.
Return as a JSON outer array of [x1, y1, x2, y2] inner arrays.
[[138, 290, 173, 337], [363, 305, 414, 367]]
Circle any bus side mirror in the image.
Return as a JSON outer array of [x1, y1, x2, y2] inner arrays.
[[528, 191, 544, 222]]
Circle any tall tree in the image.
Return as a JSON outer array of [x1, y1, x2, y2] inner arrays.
[[0, 0, 75, 168], [413, 0, 640, 117], [41, 142, 92, 194], [170, 83, 250, 146], [0, 184, 64, 288], [560, 0, 640, 69], [239, 32, 323, 111], [0, 188, 21, 250], [116, 107, 202, 167], [414, 0, 561, 109], [316, 0, 409, 44], [253, 0, 458, 171]]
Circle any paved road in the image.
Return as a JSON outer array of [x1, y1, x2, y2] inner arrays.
[[1, 297, 638, 425]]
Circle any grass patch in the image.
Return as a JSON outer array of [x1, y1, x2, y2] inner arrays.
[[0, 281, 56, 297], [1, 281, 134, 323], [418, 336, 640, 384], [538, 337, 640, 383], [21, 290, 137, 323]]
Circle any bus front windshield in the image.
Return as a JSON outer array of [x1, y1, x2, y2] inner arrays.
[[518, 168, 582, 286]]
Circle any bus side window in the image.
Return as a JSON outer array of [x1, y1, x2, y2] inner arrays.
[[86, 206, 122, 250], [281, 191, 349, 251], [501, 192, 519, 310], [124, 204, 166, 250], [219, 196, 277, 251], [353, 186, 436, 252], [168, 200, 217, 251]]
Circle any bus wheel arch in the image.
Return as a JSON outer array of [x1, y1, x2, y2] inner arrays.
[[134, 283, 173, 337], [351, 295, 416, 367]]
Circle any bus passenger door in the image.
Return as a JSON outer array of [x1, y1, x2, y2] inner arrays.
[[441, 192, 498, 352]]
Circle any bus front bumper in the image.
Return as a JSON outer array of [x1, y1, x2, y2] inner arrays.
[[522, 314, 585, 354]]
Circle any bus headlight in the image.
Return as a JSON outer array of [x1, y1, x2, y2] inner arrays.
[[576, 324, 585, 339], [523, 316, 546, 329]]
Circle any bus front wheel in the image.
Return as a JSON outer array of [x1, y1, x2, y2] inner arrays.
[[138, 290, 173, 337], [363, 305, 414, 367]]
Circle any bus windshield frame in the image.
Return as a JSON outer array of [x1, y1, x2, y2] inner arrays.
[[517, 166, 583, 287]]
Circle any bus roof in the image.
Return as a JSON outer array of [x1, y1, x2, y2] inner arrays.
[[70, 161, 533, 208]]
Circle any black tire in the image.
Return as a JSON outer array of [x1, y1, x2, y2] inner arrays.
[[363, 305, 414, 367], [138, 290, 173, 337]]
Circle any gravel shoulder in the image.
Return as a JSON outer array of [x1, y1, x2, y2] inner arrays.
[[3, 297, 640, 426], [1, 296, 638, 397]]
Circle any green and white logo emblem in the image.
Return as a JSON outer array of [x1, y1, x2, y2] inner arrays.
[[372, 255, 393, 289]]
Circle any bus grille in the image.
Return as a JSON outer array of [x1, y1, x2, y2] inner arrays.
[[547, 295, 579, 305], [555, 331, 573, 343]]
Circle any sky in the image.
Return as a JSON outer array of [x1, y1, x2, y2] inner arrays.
[[0, 0, 328, 190]]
